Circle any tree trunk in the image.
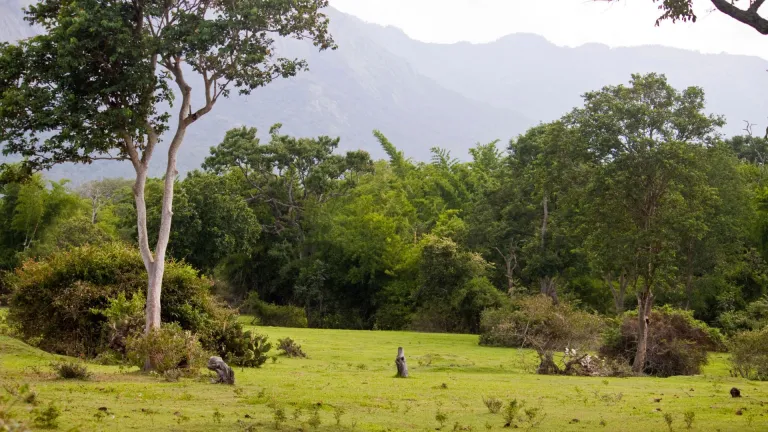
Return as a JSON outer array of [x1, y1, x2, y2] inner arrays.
[[540, 276, 558, 304], [495, 244, 518, 297], [536, 352, 560, 375], [395, 347, 408, 378], [684, 244, 694, 310], [632, 288, 654, 374]]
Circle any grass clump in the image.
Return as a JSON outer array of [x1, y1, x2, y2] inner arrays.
[[32, 402, 60, 429], [50, 361, 92, 380]]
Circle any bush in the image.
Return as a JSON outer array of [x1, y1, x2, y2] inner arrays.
[[478, 307, 527, 347], [277, 337, 307, 358], [600, 306, 724, 377], [50, 361, 92, 380], [729, 327, 768, 381], [243, 293, 308, 328], [5, 243, 244, 358], [479, 295, 603, 375], [125, 323, 206, 374], [482, 396, 503, 414]]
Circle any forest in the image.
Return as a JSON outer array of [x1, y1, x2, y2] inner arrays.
[[4, 72, 768, 333]]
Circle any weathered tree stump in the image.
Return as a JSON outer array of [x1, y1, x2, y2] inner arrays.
[[730, 387, 741, 398], [207, 356, 235, 385], [395, 347, 408, 378]]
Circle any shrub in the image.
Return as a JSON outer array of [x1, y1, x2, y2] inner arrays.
[[125, 323, 206, 374], [478, 307, 526, 347], [277, 337, 307, 358], [482, 396, 503, 414], [50, 361, 92, 380], [600, 306, 724, 377], [479, 295, 603, 375], [243, 294, 308, 328], [729, 327, 768, 381], [223, 329, 272, 368], [6, 243, 249, 360], [502, 399, 523, 428]]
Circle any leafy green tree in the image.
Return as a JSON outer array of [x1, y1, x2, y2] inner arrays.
[[0, 0, 335, 333], [568, 73, 724, 373]]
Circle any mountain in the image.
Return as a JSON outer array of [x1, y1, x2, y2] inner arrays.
[[3, 3, 768, 183], [355, 17, 768, 137], [0, 2, 531, 182]]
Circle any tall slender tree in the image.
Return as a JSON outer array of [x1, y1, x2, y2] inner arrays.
[[0, 0, 335, 335]]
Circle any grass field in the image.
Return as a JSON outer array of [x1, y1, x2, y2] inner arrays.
[[1, 317, 768, 431]]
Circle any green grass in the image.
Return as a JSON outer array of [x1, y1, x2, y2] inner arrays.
[[1, 320, 767, 431]]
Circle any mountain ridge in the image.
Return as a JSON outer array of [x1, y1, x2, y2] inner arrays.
[[2, 3, 768, 183]]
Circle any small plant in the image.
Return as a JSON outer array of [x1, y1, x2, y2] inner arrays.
[[485, 421, 493, 430], [272, 406, 286, 429], [599, 418, 607, 427], [93, 410, 106, 423], [271, 356, 278, 364], [663, 413, 674, 431], [236, 420, 258, 432], [163, 368, 182, 382], [483, 396, 503, 414], [174, 412, 190, 425], [33, 402, 60, 429], [292, 407, 303, 421], [356, 363, 367, 370], [50, 361, 92, 380], [523, 407, 545, 429], [333, 406, 346, 425], [308, 406, 321, 429], [213, 408, 224, 424], [502, 399, 523, 428], [683, 411, 695, 430], [277, 337, 307, 358], [418, 354, 434, 367], [435, 408, 448, 429]]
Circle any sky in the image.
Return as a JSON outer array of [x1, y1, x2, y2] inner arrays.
[[329, 0, 768, 59]]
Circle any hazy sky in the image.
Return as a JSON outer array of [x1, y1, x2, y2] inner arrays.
[[330, 0, 768, 59]]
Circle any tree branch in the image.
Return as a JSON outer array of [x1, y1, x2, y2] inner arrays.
[[710, 0, 768, 34]]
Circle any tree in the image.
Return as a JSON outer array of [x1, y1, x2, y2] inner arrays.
[[0, 0, 335, 335], [603, 1, 768, 34], [506, 122, 587, 303], [78, 178, 133, 225], [568, 73, 724, 374]]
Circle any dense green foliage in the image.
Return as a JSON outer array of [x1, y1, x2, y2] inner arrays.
[[244, 294, 308, 328], [5, 243, 229, 357], [2, 71, 768, 376]]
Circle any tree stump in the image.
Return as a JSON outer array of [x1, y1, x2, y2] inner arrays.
[[207, 356, 235, 385], [395, 347, 408, 378]]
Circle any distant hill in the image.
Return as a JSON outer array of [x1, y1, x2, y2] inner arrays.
[[3, 2, 768, 183], [355, 15, 768, 137]]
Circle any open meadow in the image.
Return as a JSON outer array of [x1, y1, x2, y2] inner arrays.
[[1, 317, 767, 432]]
